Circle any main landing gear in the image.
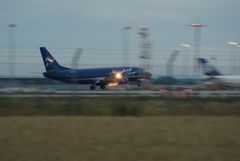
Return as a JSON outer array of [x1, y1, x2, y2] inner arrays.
[[100, 84, 106, 89], [89, 84, 106, 90], [90, 85, 95, 90]]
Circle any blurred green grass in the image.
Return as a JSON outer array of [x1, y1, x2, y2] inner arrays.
[[0, 116, 239, 161], [0, 96, 240, 116]]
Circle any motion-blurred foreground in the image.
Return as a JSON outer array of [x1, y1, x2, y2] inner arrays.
[[0, 116, 240, 161]]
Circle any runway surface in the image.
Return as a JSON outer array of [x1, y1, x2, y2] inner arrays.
[[1, 89, 240, 97], [1, 83, 240, 97]]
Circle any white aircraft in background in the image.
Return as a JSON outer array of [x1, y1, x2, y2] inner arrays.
[[198, 58, 240, 88]]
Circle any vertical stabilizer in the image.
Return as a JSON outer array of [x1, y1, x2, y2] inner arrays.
[[40, 47, 66, 72], [197, 58, 221, 76]]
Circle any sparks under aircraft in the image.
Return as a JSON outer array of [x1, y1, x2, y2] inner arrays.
[[198, 58, 240, 88], [39, 47, 152, 90]]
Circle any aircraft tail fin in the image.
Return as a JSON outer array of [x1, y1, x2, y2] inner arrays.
[[40, 47, 67, 72], [197, 58, 221, 76]]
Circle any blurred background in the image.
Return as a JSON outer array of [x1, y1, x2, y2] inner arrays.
[[1, 1, 240, 161], [0, 39, 239, 93], [0, 0, 240, 94]]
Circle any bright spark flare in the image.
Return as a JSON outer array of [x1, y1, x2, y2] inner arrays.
[[108, 83, 118, 86], [115, 72, 122, 79]]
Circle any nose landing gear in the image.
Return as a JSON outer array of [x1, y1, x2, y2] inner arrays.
[[100, 84, 106, 89]]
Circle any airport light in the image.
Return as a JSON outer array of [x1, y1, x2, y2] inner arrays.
[[191, 23, 206, 27], [189, 20, 206, 84], [180, 43, 192, 48], [122, 26, 131, 66], [8, 22, 17, 87], [227, 41, 239, 47], [180, 43, 192, 78], [227, 41, 239, 74]]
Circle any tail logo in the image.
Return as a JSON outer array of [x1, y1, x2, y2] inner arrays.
[[45, 56, 54, 66]]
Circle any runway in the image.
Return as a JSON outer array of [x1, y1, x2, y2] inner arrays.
[[1, 89, 240, 97]]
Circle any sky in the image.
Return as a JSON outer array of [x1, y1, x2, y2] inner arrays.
[[0, 0, 240, 77]]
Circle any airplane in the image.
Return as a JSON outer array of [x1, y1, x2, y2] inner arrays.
[[198, 58, 240, 88], [39, 47, 152, 90]]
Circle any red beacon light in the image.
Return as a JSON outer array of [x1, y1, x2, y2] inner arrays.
[[191, 23, 205, 27]]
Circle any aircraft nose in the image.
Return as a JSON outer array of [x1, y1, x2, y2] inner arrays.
[[143, 71, 152, 79]]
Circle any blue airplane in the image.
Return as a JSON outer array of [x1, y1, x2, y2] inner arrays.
[[40, 47, 152, 90]]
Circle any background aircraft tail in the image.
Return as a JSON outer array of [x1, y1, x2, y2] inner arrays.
[[197, 58, 221, 76], [40, 47, 67, 72]]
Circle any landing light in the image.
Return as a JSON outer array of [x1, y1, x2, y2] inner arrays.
[[115, 72, 122, 79], [191, 23, 203, 27]]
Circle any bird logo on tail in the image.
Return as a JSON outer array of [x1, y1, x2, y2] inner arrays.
[[45, 56, 54, 66]]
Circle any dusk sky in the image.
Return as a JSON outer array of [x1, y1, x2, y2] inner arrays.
[[1, 0, 239, 48], [0, 0, 240, 77]]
